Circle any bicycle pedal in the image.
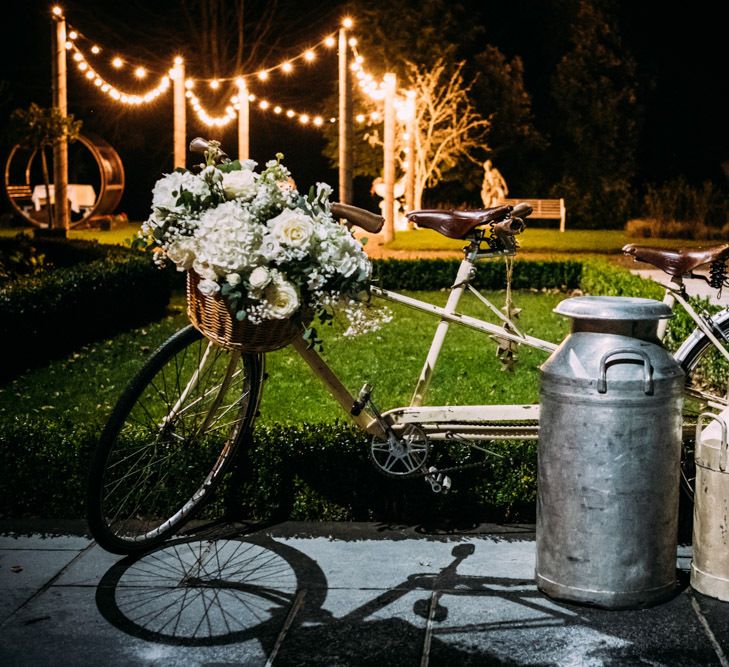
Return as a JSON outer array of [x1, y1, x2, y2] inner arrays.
[[425, 466, 452, 494]]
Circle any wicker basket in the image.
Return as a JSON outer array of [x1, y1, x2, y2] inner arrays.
[[186, 271, 306, 352]]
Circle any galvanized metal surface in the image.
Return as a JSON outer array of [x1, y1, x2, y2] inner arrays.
[[537, 298, 684, 609], [555, 296, 672, 321], [691, 413, 729, 601]]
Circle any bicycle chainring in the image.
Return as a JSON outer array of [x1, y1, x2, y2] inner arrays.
[[370, 424, 430, 477]]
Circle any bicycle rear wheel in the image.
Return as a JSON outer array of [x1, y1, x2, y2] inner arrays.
[[675, 312, 729, 501], [87, 325, 263, 554]]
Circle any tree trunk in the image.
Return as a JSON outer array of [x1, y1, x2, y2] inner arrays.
[[40, 147, 54, 228]]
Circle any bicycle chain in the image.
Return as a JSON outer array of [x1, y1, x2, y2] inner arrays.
[[416, 457, 492, 478]]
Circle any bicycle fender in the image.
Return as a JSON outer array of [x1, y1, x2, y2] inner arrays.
[[673, 307, 729, 366]]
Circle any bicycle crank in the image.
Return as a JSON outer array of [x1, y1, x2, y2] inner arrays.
[[424, 467, 452, 494]]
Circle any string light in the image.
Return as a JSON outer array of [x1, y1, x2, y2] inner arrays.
[[342, 17, 354, 29], [69, 42, 170, 106], [52, 6, 63, 17], [186, 90, 237, 127], [63, 15, 343, 131]]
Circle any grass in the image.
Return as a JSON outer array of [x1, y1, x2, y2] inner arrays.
[[384, 227, 713, 254], [0, 289, 568, 427], [1, 223, 711, 257], [0, 223, 142, 246]]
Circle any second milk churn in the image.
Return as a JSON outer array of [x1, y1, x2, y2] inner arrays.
[[691, 412, 729, 601], [536, 296, 684, 608]]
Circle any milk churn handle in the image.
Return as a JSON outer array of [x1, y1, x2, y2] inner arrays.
[[596, 348, 654, 395], [696, 411, 729, 471]]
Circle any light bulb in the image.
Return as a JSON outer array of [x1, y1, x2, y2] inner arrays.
[[112, 57, 123, 69]]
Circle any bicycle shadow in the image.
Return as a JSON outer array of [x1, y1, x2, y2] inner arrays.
[[94, 522, 703, 666]]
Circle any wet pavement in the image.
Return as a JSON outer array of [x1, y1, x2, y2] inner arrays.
[[1, 521, 728, 666]]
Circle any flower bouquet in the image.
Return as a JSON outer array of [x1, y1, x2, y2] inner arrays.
[[141, 140, 381, 352]]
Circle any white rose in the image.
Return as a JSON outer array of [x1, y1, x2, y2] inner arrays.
[[165, 238, 196, 270], [151, 171, 187, 211], [197, 278, 221, 296], [222, 169, 257, 200], [249, 266, 271, 290], [201, 165, 223, 184], [192, 259, 219, 282], [268, 209, 314, 249], [258, 233, 281, 260], [264, 279, 299, 319], [226, 273, 242, 286]]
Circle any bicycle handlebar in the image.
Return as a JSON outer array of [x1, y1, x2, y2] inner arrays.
[[331, 202, 385, 234]]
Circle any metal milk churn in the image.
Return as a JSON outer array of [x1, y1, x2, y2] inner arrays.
[[536, 296, 684, 608], [691, 413, 729, 601]]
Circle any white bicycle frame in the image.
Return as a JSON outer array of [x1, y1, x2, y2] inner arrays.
[[291, 243, 556, 443], [291, 246, 729, 449]]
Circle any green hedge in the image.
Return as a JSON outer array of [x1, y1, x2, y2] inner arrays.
[[0, 241, 170, 380], [372, 258, 583, 291], [0, 258, 674, 522], [0, 418, 537, 523]]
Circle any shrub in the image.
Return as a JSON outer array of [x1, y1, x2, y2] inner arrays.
[[0, 417, 538, 524], [372, 258, 583, 291], [0, 241, 170, 380], [579, 259, 664, 299], [627, 178, 729, 239]]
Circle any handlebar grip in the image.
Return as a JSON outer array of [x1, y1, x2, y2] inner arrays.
[[511, 202, 533, 218], [492, 218, 525, 236], [331, 202, 384, 234]]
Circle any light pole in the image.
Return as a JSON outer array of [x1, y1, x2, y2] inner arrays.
[[51, 6, 69, 232]]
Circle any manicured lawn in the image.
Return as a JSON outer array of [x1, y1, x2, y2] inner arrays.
[[384, 227, 710, 254], [1, 223, 708, 257], [0, 223, 142, 246], [0, 289, 569, 427]]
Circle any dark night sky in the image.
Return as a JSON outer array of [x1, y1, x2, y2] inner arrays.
[[1, 0, 727, 219]]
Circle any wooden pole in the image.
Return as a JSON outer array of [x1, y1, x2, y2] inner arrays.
[[383, 72, 397, 243], [52, 11, 69, 232], [338, 27, 353, 204], [237, 78, 250, 160], [404, 90, 416, 218], [172, 58, 186, 169]]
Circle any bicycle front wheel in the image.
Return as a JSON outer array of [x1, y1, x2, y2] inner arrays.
[[675, 311, 729, 500], [87, 326, 263, 554]]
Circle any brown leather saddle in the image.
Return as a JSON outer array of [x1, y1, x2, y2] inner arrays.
[[406, 206, 511, 240], [623, 243, 729, 276]]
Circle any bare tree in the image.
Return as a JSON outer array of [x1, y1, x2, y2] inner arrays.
[[361, 59, 490, 209]]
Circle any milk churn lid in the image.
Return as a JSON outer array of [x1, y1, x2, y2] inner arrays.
[[554, 296, 672, 320]]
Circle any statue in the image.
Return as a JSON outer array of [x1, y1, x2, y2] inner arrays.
[[371, 176, 408, 231], [480, 159, 508, 208]]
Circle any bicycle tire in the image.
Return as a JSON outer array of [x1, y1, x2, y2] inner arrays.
[[674, 309, 729, 501], [87, 325, 263, 554]]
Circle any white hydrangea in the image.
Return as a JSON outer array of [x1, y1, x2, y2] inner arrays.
[[193, 201, 264, 276]]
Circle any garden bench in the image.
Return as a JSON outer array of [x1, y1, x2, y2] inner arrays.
[[499, 198, 566, 232], [6, 184, 34, 213]]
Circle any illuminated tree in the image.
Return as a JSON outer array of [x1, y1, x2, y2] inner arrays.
[[358, 59, 490, 209], [8, 103, 82, 229]]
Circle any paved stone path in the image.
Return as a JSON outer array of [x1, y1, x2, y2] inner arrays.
[[1, 522, 727, 666]]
